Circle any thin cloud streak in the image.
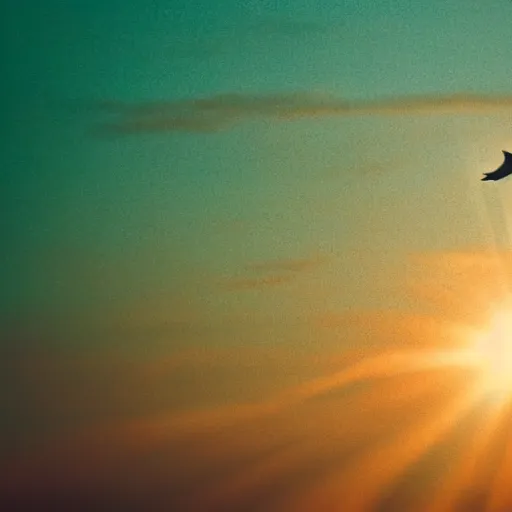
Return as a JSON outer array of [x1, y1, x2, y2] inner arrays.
[[220, 254, 328, 291], [246, 255, 327, 273], [93, 92, 512, 135], [221, 274, 295, 291]]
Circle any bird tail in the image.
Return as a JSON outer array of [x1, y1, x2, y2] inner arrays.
[[481, 174, 492, 181]]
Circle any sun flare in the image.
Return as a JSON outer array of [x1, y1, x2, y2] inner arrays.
[[472, 298, 512, 400]]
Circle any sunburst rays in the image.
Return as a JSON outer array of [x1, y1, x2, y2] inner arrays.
[[205, 250, 512, 511], [4, 252, 512, 511]]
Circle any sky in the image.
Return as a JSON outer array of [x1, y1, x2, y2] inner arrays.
[[4, 0, 512, 510]]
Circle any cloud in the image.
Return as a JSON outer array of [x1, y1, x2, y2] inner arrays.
[[246, 255, 327, 273], [221, 254, 328, 291], [93, 92, 512, 136], [221, 273, 295, 291], [405, 249, 512, 327]]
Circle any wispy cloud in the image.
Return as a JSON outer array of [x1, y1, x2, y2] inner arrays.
[[246, 255, 327, 273], [221, 254, 328, 291], [406, 249, 512, 327], [93, 92, 512, 136], [221, 274, 295, 291]]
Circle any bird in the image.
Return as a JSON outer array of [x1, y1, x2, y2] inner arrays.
[[482, 151, 512, 181]]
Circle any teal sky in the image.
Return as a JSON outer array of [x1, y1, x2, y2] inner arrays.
[[4, 1, 512, 510], [4, 0, 512, 325]]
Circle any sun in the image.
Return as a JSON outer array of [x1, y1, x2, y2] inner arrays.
[[471, 298, 512, 401]]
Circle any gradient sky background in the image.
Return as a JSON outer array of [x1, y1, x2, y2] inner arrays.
[[4, 1, 512, 510]]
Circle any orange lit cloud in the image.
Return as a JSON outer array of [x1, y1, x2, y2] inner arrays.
[[406, 249, 512, 327]]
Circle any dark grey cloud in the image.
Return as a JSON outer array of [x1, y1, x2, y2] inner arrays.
[[94, 92, 512, 136]]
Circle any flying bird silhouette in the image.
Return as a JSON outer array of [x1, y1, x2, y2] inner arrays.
[[482, 151, 512, 181]]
